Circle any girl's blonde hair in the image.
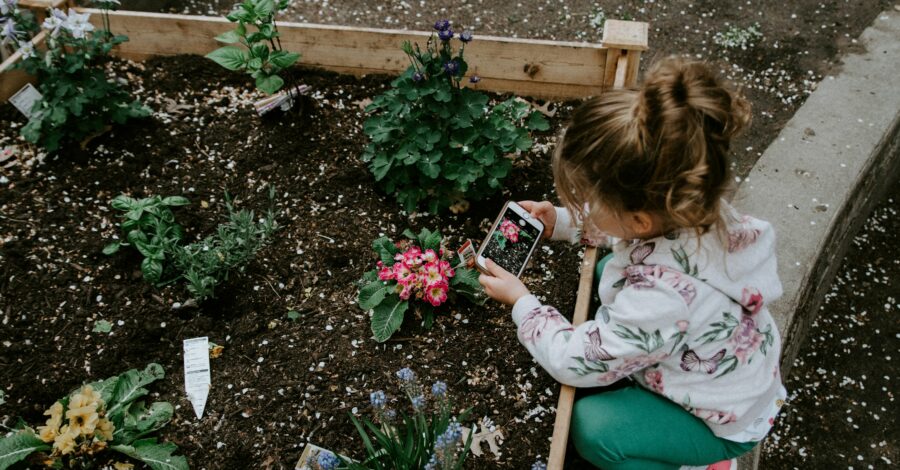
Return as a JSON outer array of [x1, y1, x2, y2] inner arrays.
[[553, 56, 751, 235]]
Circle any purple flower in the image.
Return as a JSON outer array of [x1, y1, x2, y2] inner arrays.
[[532, 462, 548, 470], [370, 390, 386, 409], [410, 394, 426, 410], [469, 76, 480, 84], [0, 19, 17, 45], [0, 0, 17, 17], [438, 29, 454, 41], [431, 381, 447, 397], [412, 71, 425, 82], [433, 19, 451, 31], [459, 30, 473, 43], [316, 450, 340, 470], [442, 60, 459, 75], [396, 367, 416, 383]]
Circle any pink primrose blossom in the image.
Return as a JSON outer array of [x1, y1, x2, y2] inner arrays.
[[740, 287, 764, 315], [378, 266, 394, 281], [518, 307, 569, 344], [423, 262, 443, 284], [423, 249, 438, 263], [397, 282, 414, 300], [403, 247, 423, 266], [643, 368, 664, 393], [424, 281, 449, 306], [439, 260, 455, 278], [499, 219, 520, 243], [730, 315, 764, 363], [393, 262, 412, 281]]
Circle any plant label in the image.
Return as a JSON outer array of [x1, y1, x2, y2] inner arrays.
[[183, 336, 211, 419], [9, 83, 42, 119], [457, 239, 477, 269], [461, 423, 505, 459]]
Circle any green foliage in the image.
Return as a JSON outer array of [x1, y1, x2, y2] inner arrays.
[[0, 364, 187, 470], [343, 371, 472, 470], [207, 0, 300, 94], [105, 189, 278, 301], [12, 6, 149, 152], [362, 25, 549, 213], [358, 228, 483, 342], [713, 23, 762, 50]]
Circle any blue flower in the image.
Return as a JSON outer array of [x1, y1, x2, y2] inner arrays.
[[431, 381, 447, 397], [433, 19, 451, 31], [412, 71, 425, 82], [469, 76, 481, 84], [459, 30, 474, 43], [531, 461, 548, 470], [410, 394, 426, 410], [316, 450, 340, 470], [370, 390, 386, 409], [442, 60, 459, 75], [438, 29, 454, 41], [396, 367, 416, 383], [384, 408, 397, 421]]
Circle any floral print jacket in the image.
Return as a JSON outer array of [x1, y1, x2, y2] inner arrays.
[[511, 202, 787, 439]]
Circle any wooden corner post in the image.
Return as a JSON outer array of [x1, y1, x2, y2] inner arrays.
[[545, 19, 648, 470]]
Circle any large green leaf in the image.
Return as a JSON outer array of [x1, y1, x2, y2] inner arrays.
[[526, 111, 550, 131], [141, 257, 163, 284], [161, 196, 190, 207], [269, 50, 300, 69], [112, 438, 188, 470], [371, 296, 407, 342], [451, 268, 484, 304], [255, 73, 284, 94], [104, 364, 166, 423], [205, 46, 247, 71], [419, 229, 442, 252], [114, 401, 174, 445], [371, 237, 399, 265], [213, 30, 242, 44], [0, 430, 50, 470], [358, 282, 390, 310]]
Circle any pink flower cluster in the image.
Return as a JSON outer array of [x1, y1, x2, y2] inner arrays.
[[499, 218, 520, 243], [377, 246, 455, 306]]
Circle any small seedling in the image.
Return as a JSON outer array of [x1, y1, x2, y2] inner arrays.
[[286, 310, 301, 321], [92, 320, 112, 333], [714, 23, 763, 50]]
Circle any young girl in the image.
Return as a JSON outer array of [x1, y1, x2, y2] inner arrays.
[[478, 57, 786, 470]]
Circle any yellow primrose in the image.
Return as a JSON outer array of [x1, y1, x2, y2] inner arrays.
[[69, 385, 103, 409], [96, 417, 115, 441], [66, 404, 100, 436], [52, 425, 77, 455], [37, 401, 64, 443]]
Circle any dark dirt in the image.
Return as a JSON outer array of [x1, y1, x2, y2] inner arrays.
[[762, 182, 899, 469], [0, 55, 583, 469]]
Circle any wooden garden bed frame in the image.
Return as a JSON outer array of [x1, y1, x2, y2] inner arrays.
[[0, 9, 648, 469]]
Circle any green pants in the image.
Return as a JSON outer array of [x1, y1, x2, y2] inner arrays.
[[577, 254, 756, 469]]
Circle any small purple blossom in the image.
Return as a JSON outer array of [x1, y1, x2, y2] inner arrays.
[[431, 381, 447, 397], [433, 19, 450, 31], [459, 30, 473, 43], [410, 394, 426, 410], [0, 19, 17, 45], [531, 461, 548, 470], [370, 390, 386, 409], [438, 29, 454, 41], [469, 76, 480, 84], [396, 367, 416, 383], [384, 408, 397, 421], [0, 0, 17, 17], [442, 60, 459, 75], [412, 71, 425, 82]]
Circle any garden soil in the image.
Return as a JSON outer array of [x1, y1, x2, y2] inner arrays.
[[4, 0, 897, 468]]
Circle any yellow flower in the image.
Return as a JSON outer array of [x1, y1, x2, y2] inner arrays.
[[37, 401, 64, 443], [66, 404, 100, 436], [69, 385, 103, 409], [96, 417, 115, 441], [53, 425, 77, 455]]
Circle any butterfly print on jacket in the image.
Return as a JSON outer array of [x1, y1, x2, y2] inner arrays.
[[584, 326, 617, 362], [680, 348, 727, 374]]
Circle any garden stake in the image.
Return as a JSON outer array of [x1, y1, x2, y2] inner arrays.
[[547, 246, 598, 469]]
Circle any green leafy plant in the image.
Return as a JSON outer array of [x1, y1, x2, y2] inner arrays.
[[333, 368, 472, 470], [362, 20, 549, 213], [104, 189, 278, 301], [11, 4, 149, 152], [713, 23, 762, 50], [103, 194, 189, 283], [358, 228, 482, 342], [0, 363, 188, 470], [0, 0, 39, 56], [206, 0, 300, 95]]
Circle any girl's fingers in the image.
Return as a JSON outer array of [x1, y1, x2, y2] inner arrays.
[[484, 258, 513, 279]]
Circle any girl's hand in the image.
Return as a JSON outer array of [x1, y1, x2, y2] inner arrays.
[[478, 258, 530, 306], [519, 200, 556, 239]]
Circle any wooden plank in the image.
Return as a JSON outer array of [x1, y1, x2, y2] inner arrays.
[[82, 9, 619, 99], [601, 19, 650, 51], [546, 246, 599, 470], [0, 31, 46, 103], [624, 50, 642, 87]]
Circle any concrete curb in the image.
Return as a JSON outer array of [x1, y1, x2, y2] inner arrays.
[[732, 9, 900, 470]]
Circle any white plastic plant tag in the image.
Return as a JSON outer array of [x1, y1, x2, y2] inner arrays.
[[9, 83, 42, 119], [183, 336, 211, 419]]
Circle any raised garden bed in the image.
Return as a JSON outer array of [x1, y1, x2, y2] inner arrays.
[[0, 8, 646, 469]]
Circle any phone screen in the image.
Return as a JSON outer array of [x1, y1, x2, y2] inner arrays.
[[480, 206, 541, 276]]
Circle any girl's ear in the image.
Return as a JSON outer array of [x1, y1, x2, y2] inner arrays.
[[630, 211, 657, 237]]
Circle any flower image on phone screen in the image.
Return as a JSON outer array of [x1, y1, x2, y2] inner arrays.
[[481, 208, 540, 275]]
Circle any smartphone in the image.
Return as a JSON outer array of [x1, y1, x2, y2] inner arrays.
[[476, 201, 544, 277]]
